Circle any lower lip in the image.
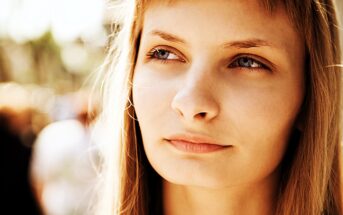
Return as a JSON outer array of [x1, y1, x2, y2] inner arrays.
[[168, 140, 230, 153]]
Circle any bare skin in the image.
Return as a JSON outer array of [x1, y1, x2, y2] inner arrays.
[[133, 0, 305, 214]]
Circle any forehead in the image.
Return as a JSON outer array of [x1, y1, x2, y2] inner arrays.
[[141, 0, 302, 54]]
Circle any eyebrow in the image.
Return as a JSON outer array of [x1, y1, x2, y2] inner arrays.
[[223, 39, 273, 49], [149, 30, 274, 49], [149, 30, 186, 44]]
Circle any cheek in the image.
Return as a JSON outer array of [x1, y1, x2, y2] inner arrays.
[[219, 78, 304, 175], [133, 72, 171, 114], [132, 69, 182, 183], [224, 74, 304, 137], [132, 68, 174, 141]]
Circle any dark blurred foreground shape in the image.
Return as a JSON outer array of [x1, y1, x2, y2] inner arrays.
[[0, 107, 43, 215], [0, 84, 99, 215]]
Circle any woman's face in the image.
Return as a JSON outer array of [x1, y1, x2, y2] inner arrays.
[[133, 0, 305, 188]]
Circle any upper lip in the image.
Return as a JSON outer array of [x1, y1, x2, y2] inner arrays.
[[165, 133, 227, 146]]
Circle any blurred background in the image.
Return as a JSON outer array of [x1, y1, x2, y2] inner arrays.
[[0, 0, 109, 214], [0, 1, 343, 215]]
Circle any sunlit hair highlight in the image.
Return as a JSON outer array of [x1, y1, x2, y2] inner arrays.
[[94, 0, 343, 214]]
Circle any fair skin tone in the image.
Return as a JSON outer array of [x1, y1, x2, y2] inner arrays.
[[133, 0, 305, 214]]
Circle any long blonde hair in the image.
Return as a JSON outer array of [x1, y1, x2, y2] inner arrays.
[[94, 0, 343, 214]]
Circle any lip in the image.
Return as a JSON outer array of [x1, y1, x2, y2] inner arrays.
[[165, 133, 231, 153]]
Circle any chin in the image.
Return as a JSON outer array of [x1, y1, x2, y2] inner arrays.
[[158, 168, 233, 189]]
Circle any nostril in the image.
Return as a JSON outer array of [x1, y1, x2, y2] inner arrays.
[[196, 112, 207, 118]]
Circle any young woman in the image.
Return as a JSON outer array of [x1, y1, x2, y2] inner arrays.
[[94, 0, 343, 214]]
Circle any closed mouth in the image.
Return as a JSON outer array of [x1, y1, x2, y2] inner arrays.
[[165, 134, 232, 153]]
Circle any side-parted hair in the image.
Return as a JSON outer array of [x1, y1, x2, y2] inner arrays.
[[94, 0, 343, 214]]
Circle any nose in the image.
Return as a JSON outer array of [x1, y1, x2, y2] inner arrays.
[[171, 71, 220, 122]]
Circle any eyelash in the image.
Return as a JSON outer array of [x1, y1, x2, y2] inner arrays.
[[146, 48, 270, 71], [228, 55, 269, 71], [146, 47, 184, 63]]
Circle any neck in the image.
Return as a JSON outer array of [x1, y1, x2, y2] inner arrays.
[[162, 172, 280, 215]]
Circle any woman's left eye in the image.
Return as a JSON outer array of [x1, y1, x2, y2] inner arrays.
[[229, 56, 267, 69], [147, 48, 180, 61]]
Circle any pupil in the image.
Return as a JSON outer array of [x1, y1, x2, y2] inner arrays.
[[157, 50, 169, 59], [240, 58, 251, 67]]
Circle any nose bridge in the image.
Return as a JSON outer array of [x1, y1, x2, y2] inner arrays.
[[184, 55, 215, 91], [171, 59, 219, 122]]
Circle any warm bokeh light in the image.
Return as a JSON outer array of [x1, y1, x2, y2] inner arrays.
[[0, 0, 107, 214], [0, 0, 106, 44]]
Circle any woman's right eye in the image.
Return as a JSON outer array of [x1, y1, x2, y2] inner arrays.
[[146, 48, 183, 62]]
